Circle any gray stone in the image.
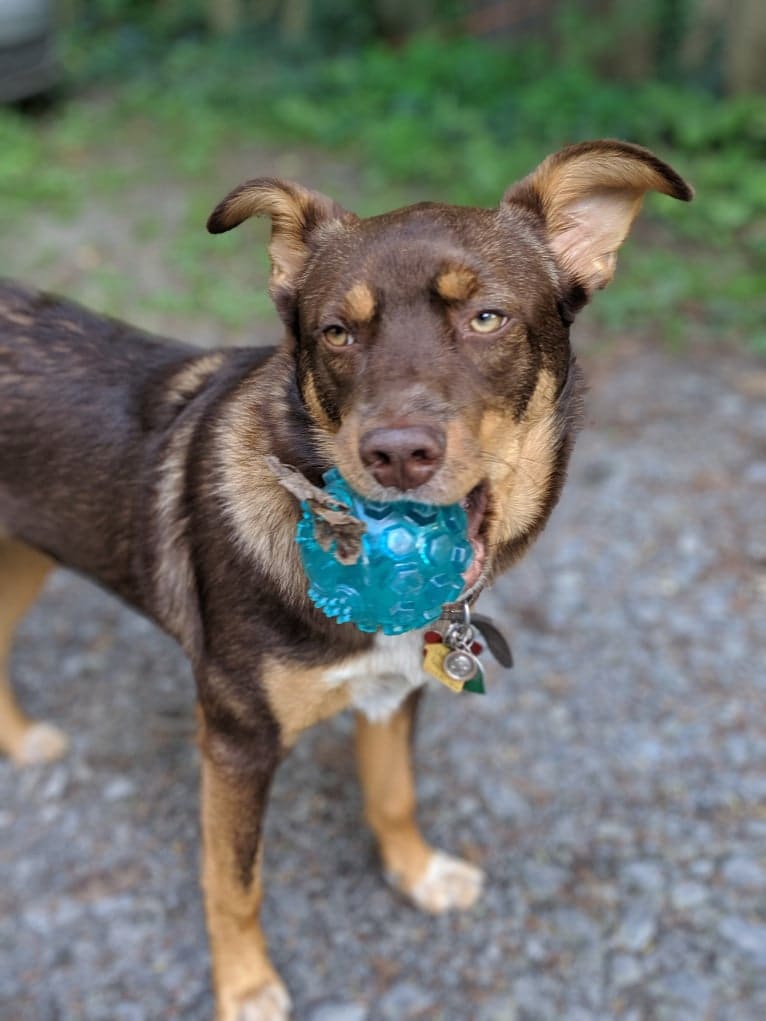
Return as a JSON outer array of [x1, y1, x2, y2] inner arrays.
[[719, 916, 766, 964], [670, 881, 708, 911], [721, 856, 766, 889], [480, 775, 531, 822], [620, 1011, 642, 1021], [522, 861, 568, 902], [562, 1009, 599, 1021], [688, 858, 714, 880], [620, 861, 665, 895], [103, 777, 136, 802], [308, 1004, 368, 1021], [378, 982, 433, 1018], [552, 907, 603, 950], [39, 766, 68, 801], [112, 1007, 146, 1021], [745, 461, 766, 483], [610, 953, 643, 990], [654, 1008, 701, 1021], [724, 734, 751, 767], [525, 936, 549, 963], [612, 906, 657, 953], [478, 996, 518, 1021], [596, 820, 634, 845], [512, 977, 558, 1021], [650, 971, 713, 1009]]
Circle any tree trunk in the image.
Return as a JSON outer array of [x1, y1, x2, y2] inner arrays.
[[208, 0, 242, 35], [725, 0, 766, 93]]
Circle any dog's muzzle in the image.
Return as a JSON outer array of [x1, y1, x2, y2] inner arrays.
[[359, 424, 446, 491]]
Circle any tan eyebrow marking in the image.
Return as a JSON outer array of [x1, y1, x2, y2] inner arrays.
[[342, 282, 376, 323], [435, 267, 479, 302]]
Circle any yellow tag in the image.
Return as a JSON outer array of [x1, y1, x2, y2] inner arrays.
[[423, 642, 465, 693]]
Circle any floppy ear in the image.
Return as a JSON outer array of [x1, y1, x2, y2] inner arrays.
[[504, 140, 693, 297], [207, 177, 356, 301]]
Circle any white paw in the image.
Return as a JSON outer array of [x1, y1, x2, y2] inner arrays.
[[235, 981, 291, 1021], [404, 850, 485, 914], [13, 721, 69, 765]]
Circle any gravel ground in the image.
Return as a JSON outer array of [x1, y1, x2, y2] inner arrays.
[[1, 339, 764, 1021]]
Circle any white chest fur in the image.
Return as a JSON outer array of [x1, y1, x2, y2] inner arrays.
[[321, 630, 428, 722]]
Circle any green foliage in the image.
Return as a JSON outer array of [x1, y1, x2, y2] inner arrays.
[[0, 114, 80, 214], [1, 23, 764, 348]]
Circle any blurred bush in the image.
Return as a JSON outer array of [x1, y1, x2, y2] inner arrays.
[[1, 0, 764, 347]]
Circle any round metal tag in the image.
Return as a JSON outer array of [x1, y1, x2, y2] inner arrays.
[[443, 649, 479, 682]]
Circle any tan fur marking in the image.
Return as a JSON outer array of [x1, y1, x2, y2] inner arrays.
[[0, 539, 67, 765], [153, 417, 200, 653], [0, 309, 34, 327], [480, 369, 559, 550], [166, 352, 227, 406], [200, 756, 288, 1020], [355, 705, 432, 891], [436, 267, 478, 302], [301, 370, 335, 433], [261, 656, 352, 747], [355, 699, 484, 911], [342, 282, 376, 323], [60, 319, 86, 335], [213, 351, 307, 606], [151, 354, 230, 653]]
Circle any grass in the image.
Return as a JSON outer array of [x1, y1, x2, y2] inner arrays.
[[1, 28, 764, 350]]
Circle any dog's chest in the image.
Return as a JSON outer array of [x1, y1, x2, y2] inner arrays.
[[321, 631, 427, 721]]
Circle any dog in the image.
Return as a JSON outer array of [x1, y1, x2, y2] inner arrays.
[[0, 140, 691, 1020]]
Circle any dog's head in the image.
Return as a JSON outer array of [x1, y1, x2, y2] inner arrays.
[[208, 140, 692, 588]]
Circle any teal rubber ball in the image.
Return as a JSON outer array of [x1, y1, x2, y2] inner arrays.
[[297, 469, 473, 635]]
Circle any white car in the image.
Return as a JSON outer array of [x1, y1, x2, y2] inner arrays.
[[0, 0, 57, 102]]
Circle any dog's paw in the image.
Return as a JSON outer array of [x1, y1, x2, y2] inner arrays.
[[229, 981, 291, 1021], [11, 721, 69, 766], [389, 850, 484, 914]]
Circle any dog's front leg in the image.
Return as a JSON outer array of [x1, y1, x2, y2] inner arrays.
[[0, 539, 68, 765], [355, 690, 484, 914], [199, 709, 290, 1021]]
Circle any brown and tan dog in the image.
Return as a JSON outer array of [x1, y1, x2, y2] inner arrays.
[[0, 141, 691, 1020]]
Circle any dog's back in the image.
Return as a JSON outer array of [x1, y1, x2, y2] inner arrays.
[[0, 280, 198, 603]]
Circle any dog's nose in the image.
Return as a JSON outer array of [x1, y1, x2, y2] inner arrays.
[[359, 425, 446, 491]]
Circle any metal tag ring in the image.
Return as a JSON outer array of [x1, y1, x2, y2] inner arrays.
[[444, 622, 474, 649]]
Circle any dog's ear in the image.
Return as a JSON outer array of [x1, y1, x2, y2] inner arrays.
[[504, 140, 693, 298], [207, 178, 356, 301]]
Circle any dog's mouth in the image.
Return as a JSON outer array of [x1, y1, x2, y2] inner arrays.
[[461, 481, 490, 591]]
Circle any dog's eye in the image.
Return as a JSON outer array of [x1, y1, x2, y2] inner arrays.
[[323, 325, 354, 348], [469, 311, 507, 334]]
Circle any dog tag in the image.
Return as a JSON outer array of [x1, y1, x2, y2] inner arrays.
[[423, 607, 490, 695], [463, 666, 486, 695], [443, 648, 480, 683], [423, 641, 465, 693], [471, 613, 513, 668]]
